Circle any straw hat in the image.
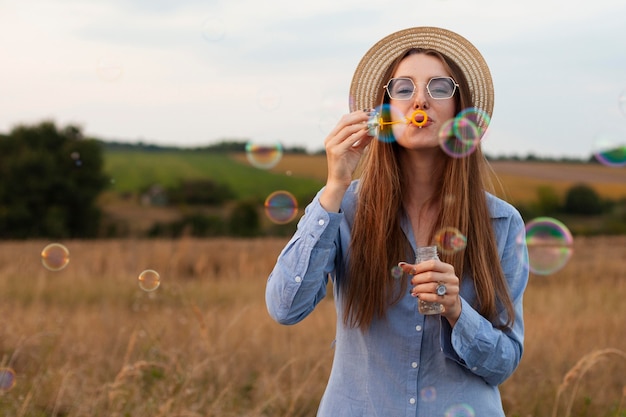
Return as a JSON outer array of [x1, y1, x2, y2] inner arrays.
[[349, 27, 494, 120]]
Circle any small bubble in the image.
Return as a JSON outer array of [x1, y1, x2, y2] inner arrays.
[[445, 403, 475, 417], [96, 59, 123, 82], [245, 140, 283, 169], [390, 265, 403, 279], [257, 86, 281, 111], [434, 227, 467, 254], [264, 191, 298, 224], [138, 269, 161, 292], [420, 386, 437, 402], [618, 88, 626, 118], [0, 368, 16, 392], [200, 16, 226, 42], [41, 243, 70, 271]]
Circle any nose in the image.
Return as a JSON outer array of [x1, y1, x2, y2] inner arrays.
[[412, 83, 429, 109]]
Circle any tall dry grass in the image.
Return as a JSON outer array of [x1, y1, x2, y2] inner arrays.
[[0, 236, 624, 416]]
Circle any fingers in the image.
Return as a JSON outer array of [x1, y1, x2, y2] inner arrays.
[[398, 261, 416, 275], [324, 110, 375, 186], [398, 260, 462, 322], [399, 260, 458, 295], [325, 110, 373, 149]]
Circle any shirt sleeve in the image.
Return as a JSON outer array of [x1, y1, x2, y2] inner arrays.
[[440, 209, 529, 386], [265, 192, 343, 325]]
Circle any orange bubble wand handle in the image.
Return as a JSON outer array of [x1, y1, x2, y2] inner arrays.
[[368, 109, 429, 133]]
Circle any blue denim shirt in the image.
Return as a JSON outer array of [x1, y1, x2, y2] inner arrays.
[[266, 181, 529, 417]]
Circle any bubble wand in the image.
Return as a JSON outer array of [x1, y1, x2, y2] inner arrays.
[[367, 109, 428, 137]]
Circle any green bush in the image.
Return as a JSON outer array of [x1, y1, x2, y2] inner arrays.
[[564, 183, 603, 215]]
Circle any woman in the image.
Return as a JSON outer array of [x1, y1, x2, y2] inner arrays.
[[265, 27, 529, 417]]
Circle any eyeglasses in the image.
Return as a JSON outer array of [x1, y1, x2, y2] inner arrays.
[[384, 77, 459, 100]]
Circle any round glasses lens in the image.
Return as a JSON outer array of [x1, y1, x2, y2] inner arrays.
[[388, 79, 414, 100], [428, 78, 455, 99]]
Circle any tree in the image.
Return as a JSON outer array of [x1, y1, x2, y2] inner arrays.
[[563, 183, 603, 215], [0, 121, 110, 238]]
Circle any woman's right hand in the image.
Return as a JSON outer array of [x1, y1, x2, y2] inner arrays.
[[319, 110, 374, 212]]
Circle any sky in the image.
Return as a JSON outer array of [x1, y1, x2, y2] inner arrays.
[[1, 0, 626, 159]]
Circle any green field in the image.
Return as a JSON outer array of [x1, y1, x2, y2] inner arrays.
[[104, 150, 324, 204]]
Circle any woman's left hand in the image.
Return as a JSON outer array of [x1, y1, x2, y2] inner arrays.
[[398, 260, 462, 327]]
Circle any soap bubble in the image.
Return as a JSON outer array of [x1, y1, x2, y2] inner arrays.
[[420, 386, 437, 402], [591, 130, 626, 167], [369, 103, 407, 142], [438, 118, 480, 158], [390, 265, 403, 279], [257, 86, 281, 111], [264, 191, 298, 224], [434, 227, 467, 254], [41, 243, 70, 271], [245, 140, 283, 169], [456, 107, 491, 136], [445, 403, 475, 417], [200, 16, 226, 42], [96, 59, 123, 82], [522, 217, 573, 275], [0, 368, 16, 392], [618, 88, 626, 118], [138, 269, 161, 292]]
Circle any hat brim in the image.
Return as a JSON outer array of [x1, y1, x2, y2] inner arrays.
[[349, 27, 494, 121]]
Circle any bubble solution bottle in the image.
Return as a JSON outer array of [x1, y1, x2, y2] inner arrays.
[[416, 245, 445, 315]]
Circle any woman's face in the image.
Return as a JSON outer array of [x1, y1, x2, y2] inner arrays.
[[387, 53, 457, 150]]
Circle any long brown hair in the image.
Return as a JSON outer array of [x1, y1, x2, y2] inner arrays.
[[342, 48, 515, 331]]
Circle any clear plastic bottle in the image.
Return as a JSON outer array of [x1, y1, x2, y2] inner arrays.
[[416, 245, 445, 315]]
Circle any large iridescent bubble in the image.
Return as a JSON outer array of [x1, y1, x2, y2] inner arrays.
[[366, 103, 407, 143], [591, 130, 626, 167], [438, 107, 490, 158], [522, 217, 574, 275]]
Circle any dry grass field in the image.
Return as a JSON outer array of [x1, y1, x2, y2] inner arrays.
[[0, 236, 625, 416]]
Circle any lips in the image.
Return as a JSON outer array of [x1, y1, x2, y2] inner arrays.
[[408, 109, 430, 127]]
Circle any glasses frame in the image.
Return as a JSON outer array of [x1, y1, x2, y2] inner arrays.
[[383, 77, 459, 100]]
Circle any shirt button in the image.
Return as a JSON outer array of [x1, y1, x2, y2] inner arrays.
[[409, 398, 416, 404], [318, 219, 325, 226], [471, 366, 478, 371], [294, 276, 302, 283], [415, 325, 422, 332], [411, 362, 418, 368]]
